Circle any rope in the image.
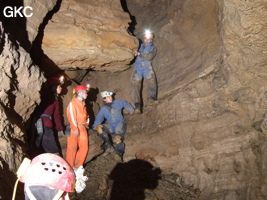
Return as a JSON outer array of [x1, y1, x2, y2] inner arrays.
[[11, 178, 19, 200]]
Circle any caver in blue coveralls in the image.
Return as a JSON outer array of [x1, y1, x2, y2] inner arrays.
[[92, 100, 134, 156], [131, 42, 157, 109]]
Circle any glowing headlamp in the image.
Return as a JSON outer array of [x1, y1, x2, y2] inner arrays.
[[59, 76, 64, 84], [144, 29, 153, 39], [86, 84, 90, 91]]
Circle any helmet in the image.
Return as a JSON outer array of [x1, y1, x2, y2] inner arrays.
[[75, 85, 88, 93], [19, 153, 75, 192], [47, 76, 64, 86], [101, 91, 113, 98], [143, 30, 154, 40]]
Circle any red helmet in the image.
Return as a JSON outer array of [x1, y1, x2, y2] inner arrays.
[[75, 85, 88, 93], [19, 153, 75, 192]]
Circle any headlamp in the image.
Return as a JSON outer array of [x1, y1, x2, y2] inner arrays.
[[86, 84, 90, 91], [144, 29, 154, 40], [59, 76, 64, 84], [145, 30, 151, 39]]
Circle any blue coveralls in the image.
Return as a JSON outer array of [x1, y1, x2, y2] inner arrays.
[[131, 42, 157, 107], [92, 100, 134, 155]]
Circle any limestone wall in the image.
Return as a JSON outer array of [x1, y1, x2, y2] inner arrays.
[[0, 0, 266, 199]]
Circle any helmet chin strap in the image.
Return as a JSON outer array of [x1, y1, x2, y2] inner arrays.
[[25, 184, 36, 200], [77, 94, 83, 99], [76, 91, 85, 101]]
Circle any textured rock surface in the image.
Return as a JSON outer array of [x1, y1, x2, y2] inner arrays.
[[42, 0, 138, 71], [0, 22, 46, 199], [0, 0, 267, 199], [82, 0, 267, 199], [0, 1, 57, 199], [126, 0, 222, 99], [25, 0, 58, 43]]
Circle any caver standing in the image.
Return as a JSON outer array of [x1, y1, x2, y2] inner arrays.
[[92, 91, 134, 159], [66, 85, 90, 173], [131, 30, 157, 114], [37, 76, 65, 155]]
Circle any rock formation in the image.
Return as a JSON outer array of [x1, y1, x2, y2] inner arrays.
[[0, 0, 57, 197], [0, 0, 267, 199], [42, 0, 138, 71], [84, 0, 267, 199]]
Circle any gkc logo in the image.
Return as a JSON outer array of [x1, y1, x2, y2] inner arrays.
[[3, 6, 33, 18]]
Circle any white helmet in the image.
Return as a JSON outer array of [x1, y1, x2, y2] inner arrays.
[[101, 91, 113, 98], [144, 29, 154, 40]]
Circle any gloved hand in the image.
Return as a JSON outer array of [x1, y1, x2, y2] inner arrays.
[[73, 129, 79, 136], [114, 135, 122, 144], [96, 124, 103, 134], [58, 131, 64, 137]]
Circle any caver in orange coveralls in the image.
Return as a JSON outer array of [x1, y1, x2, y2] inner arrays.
[[66, 97, 89, 169]]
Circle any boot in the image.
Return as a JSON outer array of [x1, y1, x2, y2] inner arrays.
[[147, 97, 159, 105], [134, 102, 141, 114], [99, 133, 114, 156], [102, 145, 115, 156], [74, 166, 88, 181], [135, 109, 141, 114], [114, 144, 124, 163]]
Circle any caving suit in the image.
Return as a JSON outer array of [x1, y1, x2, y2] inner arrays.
[[92, 100, 134, 155], [131, 42, 157, 107], [66, 97, 89, 169], [38, 93, 63, 155]]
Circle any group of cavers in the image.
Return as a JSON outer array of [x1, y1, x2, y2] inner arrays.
[[14, 30, 158, 200]]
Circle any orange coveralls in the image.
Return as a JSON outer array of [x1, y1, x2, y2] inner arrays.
[[66, 98, 89, 169]]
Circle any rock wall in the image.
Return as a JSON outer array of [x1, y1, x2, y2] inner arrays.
[[0, 0, 58, 198], [86, 0, 267, 199], [0, 0, 59, 158], [0, 29, 44, 197], [0, 0, 266, 199], [42, 0, 139, 71], [0, 0, 137, 199]]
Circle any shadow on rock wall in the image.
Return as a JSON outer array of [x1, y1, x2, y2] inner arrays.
[[0, 0, 31, 51], [30, 0, 63, 77], [109, 159, 161, 200], [85, 87, 99, 127]]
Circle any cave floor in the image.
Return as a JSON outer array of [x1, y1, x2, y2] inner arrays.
[[71, 153, 200, 200]]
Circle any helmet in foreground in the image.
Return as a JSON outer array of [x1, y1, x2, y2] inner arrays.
[[19, 153, 75, 192]]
